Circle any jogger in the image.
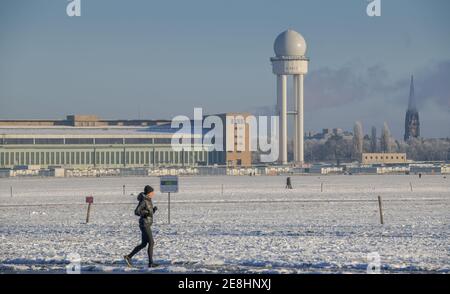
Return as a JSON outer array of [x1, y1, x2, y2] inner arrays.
[[125, 185, 158, 268]]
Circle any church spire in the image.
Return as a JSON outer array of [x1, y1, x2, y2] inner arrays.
[[408, 75, 416, 111], [404, 75, 420, 141]]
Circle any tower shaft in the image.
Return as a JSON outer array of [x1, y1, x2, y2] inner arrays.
[[295, 74, 304, 163], [277, 75, 288, 164], [293, 76, 298, 163]]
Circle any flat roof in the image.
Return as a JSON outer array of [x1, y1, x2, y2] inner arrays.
[[0, 124, 207, 137]]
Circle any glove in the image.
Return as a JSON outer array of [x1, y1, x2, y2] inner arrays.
[[153, 206, 158, 213]]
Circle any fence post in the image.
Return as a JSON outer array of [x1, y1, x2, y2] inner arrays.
[[85, 196, 94, 224], [377, 195, 384, 225], [86, 203, 92, 223], [168, 192, 171, 224]]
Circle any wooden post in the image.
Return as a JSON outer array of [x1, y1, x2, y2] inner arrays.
[[321, 182, 323, 192], [410, 182, 413, 192], [85, 196, 94, 224], [377, 195, 384, 225], [168, 192, 171, 224], [86, 203, 92, 224], [10, 186, 13, 197]]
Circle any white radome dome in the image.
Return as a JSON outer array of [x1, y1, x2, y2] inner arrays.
[[274, 29, 307, 57]]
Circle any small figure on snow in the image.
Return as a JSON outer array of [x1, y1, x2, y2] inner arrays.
[[124, 185, 158, 268], [286, 177, 293, 189]]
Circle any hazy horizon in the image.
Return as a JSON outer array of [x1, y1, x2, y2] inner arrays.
[[1, 0, 449, 139]]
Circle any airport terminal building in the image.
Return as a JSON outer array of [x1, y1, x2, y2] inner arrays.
[[0, 126, 215, 169], [0, 115, 251, 169]]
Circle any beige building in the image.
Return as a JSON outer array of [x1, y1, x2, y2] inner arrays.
[[361, 153, 407, 164], [208, 113, 252, 167]]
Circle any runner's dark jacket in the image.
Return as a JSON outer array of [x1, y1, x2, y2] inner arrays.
[[136, 192, 154, 227]]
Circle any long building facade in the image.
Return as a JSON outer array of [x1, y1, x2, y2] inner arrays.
[[0, 113, 252, 169], [0, 127, 217, 169]]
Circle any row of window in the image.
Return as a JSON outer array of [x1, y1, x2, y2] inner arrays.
[[0, 150, 210, 167], [0, 138, 173, 145], [365, 155, 405, 160]]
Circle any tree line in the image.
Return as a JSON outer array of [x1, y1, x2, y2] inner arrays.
[[302, 122, 450, 163]]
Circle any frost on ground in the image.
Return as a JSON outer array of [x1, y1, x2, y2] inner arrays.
[[0, 175, 449, 273]]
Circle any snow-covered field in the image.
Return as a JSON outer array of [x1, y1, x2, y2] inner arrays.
[[0, 175, 449, 273]]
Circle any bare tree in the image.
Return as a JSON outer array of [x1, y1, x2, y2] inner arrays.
[[321, 135, 352, 164], [380, 122, 393, 153], [305, 131, 450, 162], [352, 121, 363, 160], [370, 126, 377, 152]]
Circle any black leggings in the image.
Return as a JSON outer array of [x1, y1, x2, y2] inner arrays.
[[129, 225, 154, 264]]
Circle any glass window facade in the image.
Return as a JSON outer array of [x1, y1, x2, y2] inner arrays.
[[65, 138, 94, 144], [95, 138, 124, 145], [35, 138, 64, 144], [124, 138, 153, 144]]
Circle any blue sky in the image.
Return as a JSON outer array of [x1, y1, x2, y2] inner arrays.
[[0, 0, 449, 138]]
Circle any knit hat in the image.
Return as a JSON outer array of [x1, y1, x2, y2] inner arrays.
[[144, 185, 154, 195]]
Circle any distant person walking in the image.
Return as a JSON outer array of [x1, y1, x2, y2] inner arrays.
[[286, 177, 293, 189], [124, 185, 158, 268]]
